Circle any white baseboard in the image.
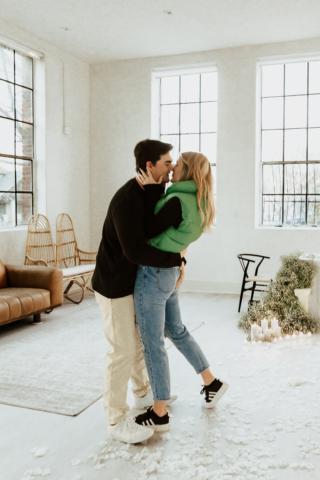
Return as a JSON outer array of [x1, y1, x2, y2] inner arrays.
[[180, 280, 259, 296]]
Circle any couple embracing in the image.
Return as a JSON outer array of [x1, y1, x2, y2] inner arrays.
[[92, 139, 229, 444]]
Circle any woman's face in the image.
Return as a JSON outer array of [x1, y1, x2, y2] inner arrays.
[[171, 157, 184, 183]]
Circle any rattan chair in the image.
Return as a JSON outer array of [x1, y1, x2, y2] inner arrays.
[[56, 213, 97, 304], [25, 214, 56, 267]]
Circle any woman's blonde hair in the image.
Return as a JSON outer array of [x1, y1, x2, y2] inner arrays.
[[179, 152, 215, 232]]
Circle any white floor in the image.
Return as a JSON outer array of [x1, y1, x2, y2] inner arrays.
[[1, 292, 320, 480]]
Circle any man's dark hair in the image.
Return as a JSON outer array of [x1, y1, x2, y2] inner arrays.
[[134, 139, 173, 173]]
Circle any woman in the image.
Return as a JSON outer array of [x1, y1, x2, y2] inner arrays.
[[134, 152, 229, 432]]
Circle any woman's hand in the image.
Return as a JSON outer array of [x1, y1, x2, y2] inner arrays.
[[136, 168, 163, 185], [175, 261, 185, 289], [180, 247, 187, 258]]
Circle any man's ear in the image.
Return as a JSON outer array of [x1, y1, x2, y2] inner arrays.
[[146, 161, 153, 171]]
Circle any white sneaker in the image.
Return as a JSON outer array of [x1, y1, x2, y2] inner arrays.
[[108, 416, 154, 444], [134, 390, 178, 410]]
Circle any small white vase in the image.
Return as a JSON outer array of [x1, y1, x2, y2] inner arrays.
[[294, 288, 311, 312]]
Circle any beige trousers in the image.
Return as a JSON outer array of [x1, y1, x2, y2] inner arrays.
[[95, 291, 150, 424]]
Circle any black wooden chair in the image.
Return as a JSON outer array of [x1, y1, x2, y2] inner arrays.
[[237, 254, 272, 312]]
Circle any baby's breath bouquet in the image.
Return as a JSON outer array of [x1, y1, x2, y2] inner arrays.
[[238, 251, 319, 338]]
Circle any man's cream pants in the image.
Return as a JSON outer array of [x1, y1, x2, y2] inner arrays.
[[95, 291, 150, 425]]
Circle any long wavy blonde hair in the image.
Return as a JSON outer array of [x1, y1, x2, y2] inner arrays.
[[179, 152, 215, 232]]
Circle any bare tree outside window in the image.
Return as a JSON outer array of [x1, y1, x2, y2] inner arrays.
[[0, 44, 33, 228], [260, 60, 320, 226], [159, 71, 217, 200]]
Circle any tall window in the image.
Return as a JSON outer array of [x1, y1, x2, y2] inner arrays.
[[260, 60, 320, 227], [153, 67, 217, 199], [0, 44, 34, 228]]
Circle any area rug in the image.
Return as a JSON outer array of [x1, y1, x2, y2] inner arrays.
[[0, 300, 204, 416]]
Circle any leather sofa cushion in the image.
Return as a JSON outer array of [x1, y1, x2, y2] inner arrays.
[[0, 260, 8, 289], [0, 288, 51, 322]]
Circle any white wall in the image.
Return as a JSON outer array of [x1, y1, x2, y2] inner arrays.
[[90, 36, 320, 293], [0, 17, 90, 265]]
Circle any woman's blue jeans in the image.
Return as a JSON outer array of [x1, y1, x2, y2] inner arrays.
[[134, 266, 209, 401]]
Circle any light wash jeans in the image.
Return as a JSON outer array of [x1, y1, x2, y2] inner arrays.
[[134, 265, 209, 401]]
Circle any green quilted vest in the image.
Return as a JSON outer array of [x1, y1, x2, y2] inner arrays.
[[148, 180, 203, 253]]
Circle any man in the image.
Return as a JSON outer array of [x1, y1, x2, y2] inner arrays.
[[92, 139, 186, 444]]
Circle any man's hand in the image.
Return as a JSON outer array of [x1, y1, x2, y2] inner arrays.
[[175, 261, 185, 289]]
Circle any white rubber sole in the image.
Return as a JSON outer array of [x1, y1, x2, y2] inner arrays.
[[202, 381, 229, 409], [109, 429, 154, 444], [146, 423, 170, 432]]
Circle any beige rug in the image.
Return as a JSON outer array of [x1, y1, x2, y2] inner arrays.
[[0, 297, 204, 416]]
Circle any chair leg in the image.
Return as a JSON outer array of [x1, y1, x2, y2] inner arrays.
[[250, 282, 256, 302], [238, 281, 246, 312]]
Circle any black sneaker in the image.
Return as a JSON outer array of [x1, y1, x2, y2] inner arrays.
[[200, 378, 229, 409], [135, 406, 170, 432]]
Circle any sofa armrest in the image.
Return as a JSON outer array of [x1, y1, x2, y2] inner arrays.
[[5, 264, 63, 307]]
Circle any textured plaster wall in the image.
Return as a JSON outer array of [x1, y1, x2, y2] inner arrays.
[[0, 17, 90, 265], [90, 37, 320, 293]]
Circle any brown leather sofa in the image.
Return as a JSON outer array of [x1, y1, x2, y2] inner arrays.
[[0, 260, 63, 327]]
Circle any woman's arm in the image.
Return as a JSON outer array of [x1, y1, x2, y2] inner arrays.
[[144, 196, 183, 239]]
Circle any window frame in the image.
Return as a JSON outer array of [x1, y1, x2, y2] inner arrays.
[[0, 44, 35, 229], [256, 53, 320, 229], [151, 63, 218, 215]]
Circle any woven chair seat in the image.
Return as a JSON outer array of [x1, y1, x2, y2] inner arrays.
[[62, 264, 96, 277], [245, 276, 272, 283]]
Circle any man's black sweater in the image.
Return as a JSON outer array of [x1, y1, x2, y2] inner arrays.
[[92, 178, 183, 299]]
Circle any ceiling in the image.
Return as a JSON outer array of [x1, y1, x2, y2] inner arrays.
[[0, 0, 320, 63]]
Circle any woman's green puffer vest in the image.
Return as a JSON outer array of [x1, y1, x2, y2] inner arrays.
[[148, 180, 203, 253]]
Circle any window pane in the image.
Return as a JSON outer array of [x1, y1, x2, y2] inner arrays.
[[16, 159, 32, 192], [161, 76, 179, 104], [201, 102, 217, 133], [181, 103, 199, 134], [201, 133, 216, 163], [15, 52, 32, 88], [16, 122, 33, 157], [160, 105, 179, 134], [0, 80, 14, 119], [0, 192, 15, 227], [201, 72, 217, 102], [0, 157, 15, 191], [284, 164, 306, 194], [285, 96, 307, 128], [309, 61, 320, 94], [262, 64, 284, 97], [284, 129, 307, 161], [180, 134, 199, 153], [308, 165, 320, 194], [263, 164, 283, 194], [0, 45, 14, 83], [307, 196, 320, 225], [181, 74, 199, 103], [160, 134, 179, 162], [0, 118, 14, 155], [17, 193, 32, 225], [284, 195, 306, 225], [285, 62, 308, 96], [308, 95, 320, 128], [262, 97, 283, 129], [16, 86, 33, 123], [308, 128, 320, 160], [261, 130, 283, 162], [262, 195, 282, 225]]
